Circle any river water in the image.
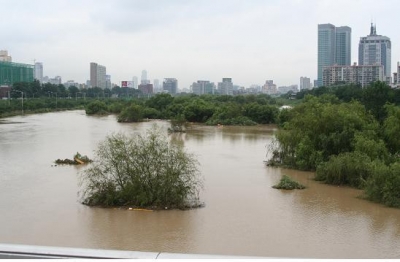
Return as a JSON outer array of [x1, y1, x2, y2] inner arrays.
[[0, 110, 400, 259]]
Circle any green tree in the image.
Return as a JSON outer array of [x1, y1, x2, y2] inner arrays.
[[80, 127, 203, 208], [118, 104, 143, 122], [383, 104, 400, 154], [362, 81, 394, 123], [272, 95, 379, 170], [364, 161, 400, 208], [85, 100, 108, 115]]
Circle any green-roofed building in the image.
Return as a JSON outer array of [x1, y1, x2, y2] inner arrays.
[[0, 61, 34, 86]]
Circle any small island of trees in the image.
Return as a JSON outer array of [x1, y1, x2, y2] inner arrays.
[[79, 126, 203, 209]]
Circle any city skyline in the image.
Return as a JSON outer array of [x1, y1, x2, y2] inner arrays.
[[1, 0, 399, 88]]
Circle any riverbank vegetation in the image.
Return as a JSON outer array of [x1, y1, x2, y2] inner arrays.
[[2, 81, 285, 126], [86, 93, 281, 126], [79, 126, 203, 209], [269, 81, 400, 208]]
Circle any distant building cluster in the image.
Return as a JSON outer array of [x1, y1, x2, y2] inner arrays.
[[318, 23, 394, 88], [2, 21, 400, 96]]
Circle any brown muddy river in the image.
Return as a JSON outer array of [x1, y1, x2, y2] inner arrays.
[[0, 110, 400, 258]]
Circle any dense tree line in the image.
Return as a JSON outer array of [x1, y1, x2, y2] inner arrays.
[[270, 81, 400, 208], [85, 93, 281, 126]]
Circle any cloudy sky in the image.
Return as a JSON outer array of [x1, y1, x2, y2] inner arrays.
[[1, 0, 399, 89]]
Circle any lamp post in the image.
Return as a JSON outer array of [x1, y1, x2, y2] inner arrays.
[[48, 92, 58, 109], [13, 90, 24, 115]]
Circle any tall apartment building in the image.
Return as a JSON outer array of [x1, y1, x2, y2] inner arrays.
[[262, 80, 277, 95], [317, 24, 351, 87], [0, 61, 34, 86], [141, 70, 147, 84], [90, 62, 107, 89], [138, 83, 153, 95], [34, 62, 43, 83], [0, 50, 12, 62], [153, 79, 160, 93], [132, 76, 138, 89], [191, 80, 215, 95], [163, 78, 178, 95], [300, 77, 311, 90], [359, 24, 391, 79], [217, 78, 233, 95], [393, 62, 400, 87], [322, 63, 383, 87]]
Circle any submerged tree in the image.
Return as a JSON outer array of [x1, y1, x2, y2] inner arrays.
[[79, 125, 203, 209]]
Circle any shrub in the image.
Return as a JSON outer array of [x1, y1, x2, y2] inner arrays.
[[315, 152, 373, 188], [79, 126, 203, 209], [272, 175, 305, 190], [364, 161, 400, 208], [117, 104, 143, 122], [85, 100, 108, 115]]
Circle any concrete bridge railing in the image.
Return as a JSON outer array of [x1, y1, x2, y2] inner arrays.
[[0, 243, 267, 259]]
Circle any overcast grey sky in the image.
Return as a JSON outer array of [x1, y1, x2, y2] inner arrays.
[[1, 0, 398, 88]]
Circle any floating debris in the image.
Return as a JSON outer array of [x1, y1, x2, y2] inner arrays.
[[55, 152, 92, 165]]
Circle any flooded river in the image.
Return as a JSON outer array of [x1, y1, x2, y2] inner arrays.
[[0, 110, 400, 258]]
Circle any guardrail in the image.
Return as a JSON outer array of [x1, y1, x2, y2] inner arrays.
[[0, 243, 265, 259]]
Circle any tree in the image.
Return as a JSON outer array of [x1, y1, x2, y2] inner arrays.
[[85, 100, 108, 115], [79, 126, 203, 208], [117, 104, 143, 122], [272, 95, 379, 170]]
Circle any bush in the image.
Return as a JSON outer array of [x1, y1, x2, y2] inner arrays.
[[364, 161, 400, 208], [79, 126, 203, 209], [272, 175, 305, 190], [86, 100, 108, 115], [315, 152, 373, 188], [118, 104, 143, 122]]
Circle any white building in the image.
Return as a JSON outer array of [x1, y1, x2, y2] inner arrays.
[[262, 80, 277, 95], [217, 78, 233, 95], [132, 76, 138, 89], [278, 85, 298, 94], [323, 63, 383, 87], [34, 62, 43, 83], [90, 62, 107, 89], [0, 50, 12, 62], [191, 80, 215, 95], [300, 77, 311, 90], [64, 80, 79, 88], [141, 70, 147, 84], [358, 24, 391, 79]]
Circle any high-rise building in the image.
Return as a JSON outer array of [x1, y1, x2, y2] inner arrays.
[[106, 75, 111, 89], [317, 24, 351, 87], [163, 78, 178, 95], [322, 63, 383, 87], [132, 76, 138, 89], [34, 62, 43, 83], [0, 50, 12, 62], [358, 23, 391, 79], [397, 62, 400, 85], [90, 62, 107, 89], [191, 80, 215, 95], [217, 78, 233, 95], [262, 80, 277, 95], [335, 27, 352, 66], [0, 61, 34, 86], [141, 70, 147, 84], [393, 62, 400, 87], [300, 77, 311, 90], [153, 79, 160, 92], [138, 83, 153, 95]]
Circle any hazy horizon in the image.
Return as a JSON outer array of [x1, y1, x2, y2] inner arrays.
[[1, 0, 399, 88]]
